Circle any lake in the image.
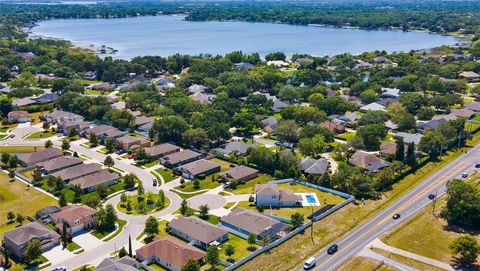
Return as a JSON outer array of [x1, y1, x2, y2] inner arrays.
[[30, 15, 458, 60]]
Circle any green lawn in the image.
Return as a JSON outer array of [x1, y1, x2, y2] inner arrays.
[[337, 257, 396, 271], [224, 202, 235, 209], [117, 193, 170, 215], [335, 132, 356, 142], [0, 145, 44, 153], [228, 174, 276, 195], [195, 214, 220, 224], [143, 160, 158, 168], [218, 234, 253, 262], [0, 124, 17, 133], [25, 130, 56, 139], [0, 172, 57, 235], [175, 177, 221, 193], [154, 168, 177, 183], [67, 241, 82, 252], [147, 263, 168, 271], [210, 158, 234, 171], [172, 190, 206, 200], [92, 219, 127, 240]]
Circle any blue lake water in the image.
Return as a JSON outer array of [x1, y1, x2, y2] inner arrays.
[[30, 15, 458, 60]]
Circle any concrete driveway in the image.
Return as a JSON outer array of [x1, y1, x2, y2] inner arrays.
[[72, 232, 104, 250], [43, 245, 73, 266]]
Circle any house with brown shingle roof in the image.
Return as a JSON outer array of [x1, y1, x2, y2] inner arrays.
[[160, 150, 203, 168], [144, 143, 180, 159], [464, 102, 480, 112], [69, 170, 119, 193], [3, 221, 60, 259], [350, 151, 390, 172], [174, 159, 221, 180], [169, 216, 229, 249], [220, 208, 288, 241], [84, 125, 123, 140], [255, 183, 302, 207], [115, 135, 151, 151], [7, 110, 30, 123], [459, 71, 480, 80], [136, 236, 205, 271], [18, 148, 63, 166], [219, 165, 258, 183], [51, 163, 102, 182], [37, 156, 83, 174], [50, 205, 97, 235]]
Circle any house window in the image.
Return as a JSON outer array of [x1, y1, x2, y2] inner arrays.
[[74, 220, 80, 225]]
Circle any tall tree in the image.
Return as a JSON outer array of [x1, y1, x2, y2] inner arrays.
[[205, 245, 220, 268], [104, 155, 115, 168], [450, 235, 480, 266], [394, 138, 405, 161], [181, 259, 200, 271], [442, 179, 480, 228], [22, 240, 43, 263], [405, 142, 417, 167], [144, 216, 159, 238], [128, 235, 133, 257]]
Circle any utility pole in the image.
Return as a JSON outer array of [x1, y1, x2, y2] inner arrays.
[[432, 189, 438, 216], [310, 206, 314, 243]]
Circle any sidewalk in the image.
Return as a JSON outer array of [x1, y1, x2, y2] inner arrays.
[[369, 238, 454, 271], [358, 247, 418, 271]]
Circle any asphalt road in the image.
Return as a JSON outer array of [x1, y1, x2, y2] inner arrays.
[[301, 145, 480, 271]]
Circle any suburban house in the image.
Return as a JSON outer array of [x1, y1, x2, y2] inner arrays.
[[459, 71, 480, 80], [135, 237, 205, 271], [16, 51, 35, 61], [219, 165, 259, 183], [169, 216, 229, 249], [12, 98, 36, 108], [7, 110, 30, 123], [234, 62, 254, 70], [261, 116, 278, 132], [18, 148, 63, 166], [36, 93, 59, 103], [36, 206, 61, 223], [350, 151, 390, 172], [3, 221, 61, 259], [417, 119, 446, 133], [69, 170, 120, 193], [220, 208, 288, 241], [37, 156, 83, 174], [255, 183, 303, 207], [299, 158, 329, 175], [160, 150, 203, 168], [91, 82, 115, 92], [394, 132, 424, 145], [50, 205, 98, 235], [380, 87, 400, 99], [360, 102, 386, 112], [188, 84, 208, 93], [57, 121, 92, 135], [96, 256, 138, 271], [214, 141, 254, 157], [379, 142, 398, 156], [115, 135, 151, 151], [43, 110, 84, 123], [143, 143, 181, 159], [134, 116, 155, 128], [450, 108, 476, 119], [51, 163, 102, 182], [84, 125, 123, 141], [174, 159, 221, 180], [190, 92, 214, 105], [320, 121, 346, 134]]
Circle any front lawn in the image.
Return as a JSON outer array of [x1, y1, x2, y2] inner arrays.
[[25, 130, 56, 139], [92, 219, 127, 240], [154, 168, 177, 183], [66, 241, 82, 252], [228, 174, 275, 195], [117, 194, 170, 215], [195, 214, 220, 224], [218, 234, 253, 262], [175, 177, 221, 193]]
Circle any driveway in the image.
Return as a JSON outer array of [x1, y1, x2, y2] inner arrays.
[[43, 245, 73, 266], [72, 232, 104, 250]]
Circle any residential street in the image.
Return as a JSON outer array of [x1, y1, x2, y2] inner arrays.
[[300, 145, 480, 271]]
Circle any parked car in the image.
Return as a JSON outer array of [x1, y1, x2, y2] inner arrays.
[[327, 244, 338, 255], [128, 154, 136, 159], [153, 178, 157, 186], [303, 257, 316, 270]]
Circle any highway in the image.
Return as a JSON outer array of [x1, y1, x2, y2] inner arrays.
[[301, 144, 480, 271]]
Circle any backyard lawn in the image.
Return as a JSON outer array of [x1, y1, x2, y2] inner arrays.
[[228, 174, 276, 195], [147, 263, 168, 271], [154, 168, 177, 183], [0, 145, 43, 153], [117, 194, 170, 215], [278, 183, 345, 205], [218, 234, 253, 262], [210, 158, 234, 171]]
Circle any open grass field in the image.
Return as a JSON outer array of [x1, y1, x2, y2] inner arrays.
[[0, 145, 43, 153], [336, 257, 396, 271], [228, 174, 276, 195], [372, 248, 447, 271], [237, 133, 480, 271], [0, 172, 57, 237]]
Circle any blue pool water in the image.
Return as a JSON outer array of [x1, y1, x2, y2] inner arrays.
[[306, 195, 316, 204]]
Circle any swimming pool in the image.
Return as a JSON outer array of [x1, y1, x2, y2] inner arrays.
[[306, 195, 317, 204]]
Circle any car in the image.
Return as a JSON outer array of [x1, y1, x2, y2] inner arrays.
[[428, 194, 436, 200], [392, 213, 401, 220], [327, 244, 338, 255], [152, 178, 158, 186], [9, 134, 14, 138], [128, 154, 136, 159], [461, 172, 468, 178], [303, 257, 316, 270], [53, 267, 66, 271], [476, 163, 480, 169]]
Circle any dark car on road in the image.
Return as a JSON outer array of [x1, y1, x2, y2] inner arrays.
[[392, 213, 401, 220], [476, 163, 480, 169], [428, 194, 436, 200], [327, 244, 338, 255]]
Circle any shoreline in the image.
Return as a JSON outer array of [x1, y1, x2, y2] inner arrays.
[[26, 14, 468, 60]]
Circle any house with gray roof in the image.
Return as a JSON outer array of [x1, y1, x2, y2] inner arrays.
[[12, 97, 36, 108], [36, 93, 59, 103], [220, 208, 288, 241], [144, 143, 180, 159], [417, 118, 446, 133], [261, 116, 278, 132], [43, 110, 84, 123], [18, 148, 63, 166], [190, 92, 215, 105], [394, 132, 424, 145], [84, 125, 123, 140], [169, 216, 229, 249], [255, 183, 302, 207], [272, 99, 291, 112], [96, 256, 137, 271], [299, 158, 329, 175], [37, 156, 83, 174], [70, 170, 119, 193], [174, 159, 221, 180], [464, 102, 480, 112], [214, 141, 254, 157], [160, 149, 203, 168], [36, 206, 61, 223], [360, 102, 386, 112], [380, 87, 400, 99], [219, 165, 258, 183], [188, 84, 208, 93], [234, 62, 254, 70], [51, 163, 102, 182], [3, 221, 60, 259]]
